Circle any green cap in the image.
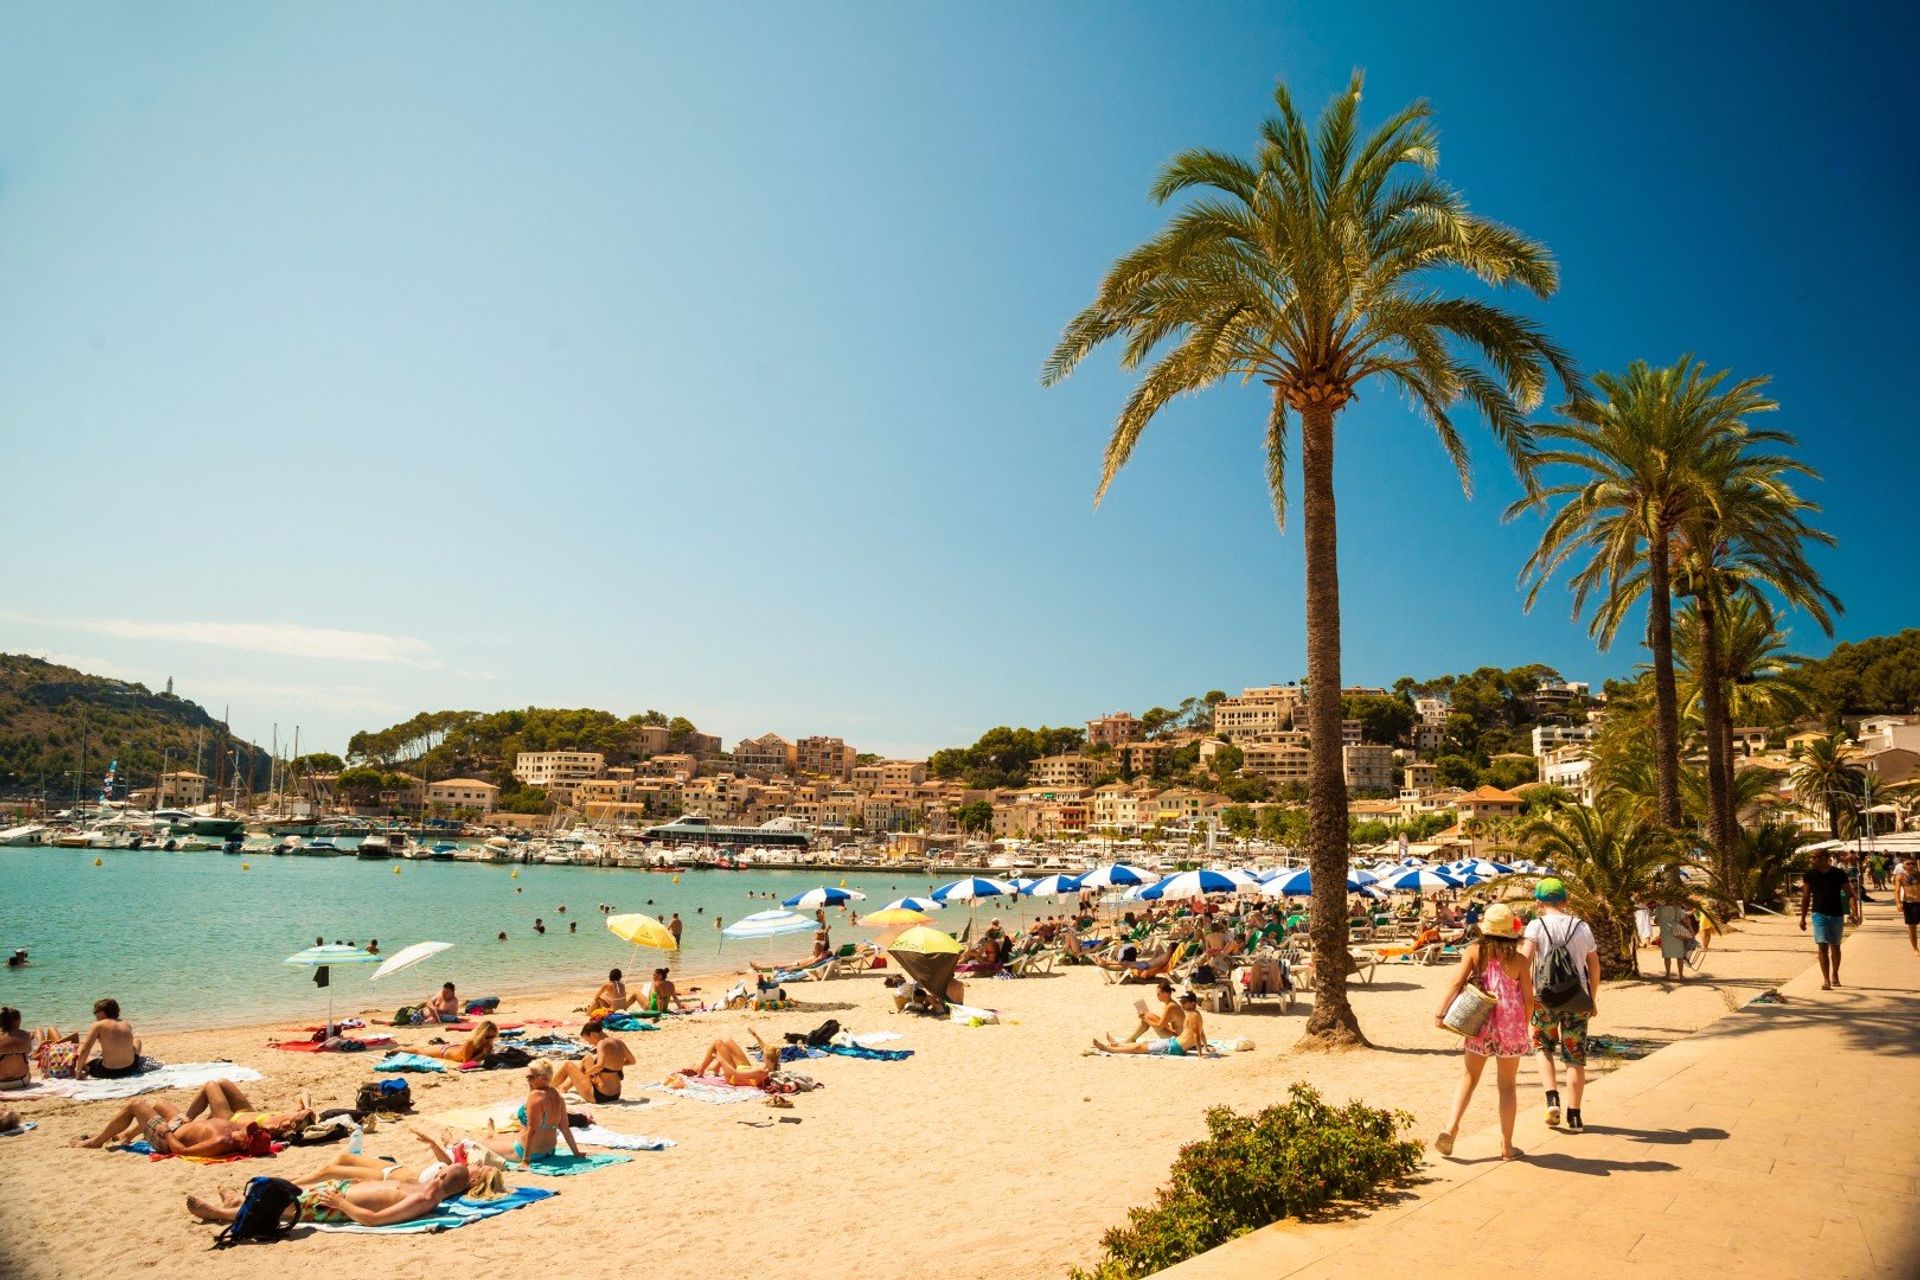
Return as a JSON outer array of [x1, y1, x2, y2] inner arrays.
[[1534, 877, 1568, 902]]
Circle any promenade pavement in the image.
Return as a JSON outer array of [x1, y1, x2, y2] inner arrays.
[[1165, 902, 1920, 1279]]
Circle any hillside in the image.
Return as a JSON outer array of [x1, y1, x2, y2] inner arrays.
[[0, 654, 271, 801], [346, 706, 710, 790]]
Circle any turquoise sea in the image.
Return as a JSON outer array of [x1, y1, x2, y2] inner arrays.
[[0, 848, 1061, 1031]]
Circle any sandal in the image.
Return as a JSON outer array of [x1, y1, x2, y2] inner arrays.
[[765, 1095, 794, 1109], [1434, 1131, 1454, 1157]]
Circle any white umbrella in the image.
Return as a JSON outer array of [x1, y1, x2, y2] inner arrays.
[[370, 940, 454, 983]]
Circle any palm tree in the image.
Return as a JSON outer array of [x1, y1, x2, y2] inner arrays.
[[1516, 803, 1697, 979], [1509, 358, 1784, 831], [1790, 734, 1866, 839], [1042, 73, 1576, 1048]]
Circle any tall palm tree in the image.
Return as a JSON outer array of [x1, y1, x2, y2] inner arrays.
[[1516, 802, 1697, 979], [1790, 733, 1866, 838], [1042, 73, 1576, 1047], [1510, 358, 1786, 831]]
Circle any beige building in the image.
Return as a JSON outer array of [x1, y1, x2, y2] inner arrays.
[[1342, 744, 1396, 794], [795, 735, 858, 780], [732, 734, 795, 777], [852, 758, 929, 797], [634, 724, 670, 756], [1457, 784, 1525, 823], [1241, 742, 1312, 783], [156, 770, 208, 805], [1085, 712, 1143, 747], [425, 778, 500, 813], [1403, 761, 1438, 792], [512, 751, 606, 788], [1115, 739, 1178, 775], [1213, 685, 1305, 740], [1029, 753, 1096, 788]]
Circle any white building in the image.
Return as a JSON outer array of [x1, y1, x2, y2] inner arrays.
[[1531, 724, 1596, 758], [1857, 716, 1920, 754], [512, 751, 606, 788], [1539, 746, 1595, 806]]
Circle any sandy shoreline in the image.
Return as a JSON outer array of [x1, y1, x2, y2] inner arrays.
[[0, 913, 1815, 1279]]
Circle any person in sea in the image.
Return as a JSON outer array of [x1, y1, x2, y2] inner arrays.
[[188, 1162, 480, 1229], [0, 1007, 33, 1090], [675, 1027, 778, 1087], [550, 1019, 636, 1103], [1800, 847, 1854, 990], [1094, 991, 1208, 1056], [425, 982, 462, 1022], [420, 1020, 499, 1066], [70, 1078, 315, 1155], [286, 1126, 506, 1190], [1433, 902, 1535, 1161], [668, 911, 683, 945], [472, 1059, 582, 1170]]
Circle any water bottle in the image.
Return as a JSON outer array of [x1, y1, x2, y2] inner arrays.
[[348, 1121, 364, 1156]]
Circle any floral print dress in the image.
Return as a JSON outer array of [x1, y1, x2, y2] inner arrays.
[[1463, 954, 1531, 1059]]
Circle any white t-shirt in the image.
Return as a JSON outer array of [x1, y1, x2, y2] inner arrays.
[[1525, 912, 1595, 991]]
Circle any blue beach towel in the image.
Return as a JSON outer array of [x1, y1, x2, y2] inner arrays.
[[599, 1014, 660, 1032], [826, 1044, 913, 1062], [375, 1052, 449, 1074], [0, 1122, 36, 1137], [309, 1185, 556, 1234], [521, 1151, 631, 1176]]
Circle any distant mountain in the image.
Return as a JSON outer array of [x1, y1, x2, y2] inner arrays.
[[0, 654, 270, 801]]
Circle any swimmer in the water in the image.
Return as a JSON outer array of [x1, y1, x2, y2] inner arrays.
[[497, 931, 507, 941]]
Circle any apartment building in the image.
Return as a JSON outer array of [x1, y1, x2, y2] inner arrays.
[[1085, 711, 1143, 747], [1212, 685, 1305, 740], [1342, 744, 1396, 793], [156, 770, 208, 805], [512, 751, 606, 788], [1858, 716, 1920, 754], [795, 735, 858, 780], [1414, 697, 1449, 725], [1402, 760, 1438, 792], [641, 753, 700, 780], [1457, 784, 1525, 823], [1029, 753, 1096, 788], [424, 778, 500, 813], [1241, 742, 1312, 783], [1531, 724, 1596, 757], [633, 724, 669, 756], [1732, 727, 1770, 757], [1115, 739, 1178, 775], [1412, 721, 1447, 754], [732, 733, 795, 777], [852, 759, 929, 797]]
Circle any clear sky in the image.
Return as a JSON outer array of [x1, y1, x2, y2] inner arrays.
[[2, 3, 1914, 759]]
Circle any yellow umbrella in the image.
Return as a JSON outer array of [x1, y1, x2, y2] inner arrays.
[[861, 907, 932, 928], [886, 925, 961, 955], [606, 913, 678, 950]]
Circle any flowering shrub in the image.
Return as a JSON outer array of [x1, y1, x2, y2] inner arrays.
[[1071, 1083, 1423, 1278]]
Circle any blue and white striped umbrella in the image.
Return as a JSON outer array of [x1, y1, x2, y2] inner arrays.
[[1077, 863, 1157, 889], [1021, 873, 1084, 897], [1138, 869, 1245, 900], [1259, 868, 1375, 897], [782, 886, 867, 910], [1374, 867, 1463, 892], [283, 944, 378, 969], [932, 876, 1018, 903], [722, 910, 818, 940], [882, 896, 943, 913]]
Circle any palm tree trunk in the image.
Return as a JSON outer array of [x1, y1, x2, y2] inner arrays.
[[1591, 910, 1636, 980], [1298, 402, 1364, 1049], [1696, 593, 1736, 897], [1645, 530, 1684, 829]]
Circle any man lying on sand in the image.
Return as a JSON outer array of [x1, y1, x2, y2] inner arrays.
[[1093, 949, 1175, 981], [70, 1079, 315, 1155], [1095, 991, 1211, 1056], [188, 1163, 477, 1228]]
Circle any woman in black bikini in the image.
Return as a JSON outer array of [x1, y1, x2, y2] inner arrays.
[[550, 1020, 635, 1102], [0, 1007, 32, 1090]]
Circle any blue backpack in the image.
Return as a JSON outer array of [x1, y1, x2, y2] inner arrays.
[[212, 1176, 302, 1248]]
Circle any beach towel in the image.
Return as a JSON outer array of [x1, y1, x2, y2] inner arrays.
[[271, 1036, 394, 1053], [0, 1121, 37, 1137], [948, 1004, 1000, 1025], [517, 1036, 591, 1059], [844, 1031, 903, 1047], [520, 1151, 631, 1176], [308, 1185, 555, 1234], [777, 1045, 827, 1063], [599, 1013, 660, 1032], [114, 1138, 286, 1163], [571, 1123, 674, 1152], [645, 1077, 762, 1105], [825, 1044, 913, 1062], [7, 1062, 263, 1101], [374, 1052, 450, 1074]]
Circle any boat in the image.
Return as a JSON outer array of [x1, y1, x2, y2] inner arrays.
[[0, 823, 48, 847], [429, 843, 458, 861], [640, 814, 813, 852], [356, 833, 395, 859], [271, 835, 304, 855], [179, 813, 247, 839]]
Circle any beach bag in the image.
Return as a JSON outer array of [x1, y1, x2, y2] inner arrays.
[[485, 1046, 531, 1069], [41, 1041, 78, 1079], [802, 1018, 841, 1049], [355, 1079, 411, 1115], [1534, 918, 1594, 1015], [1441, 982, 1498, 1038], [211, 1176, 301, 1248]]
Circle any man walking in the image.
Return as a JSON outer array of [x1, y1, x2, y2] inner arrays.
[[1894, 852, 1920, 956], [1800, 848, 1853, 990], [1524, 878, 1599, 1133]]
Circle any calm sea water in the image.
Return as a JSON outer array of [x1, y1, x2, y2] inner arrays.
[[0, 847, 1061, 1031]]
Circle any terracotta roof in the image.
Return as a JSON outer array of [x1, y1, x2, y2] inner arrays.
[[1460, 785, 1524, 802]]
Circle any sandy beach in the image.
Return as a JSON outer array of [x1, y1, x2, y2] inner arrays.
[[0, 913, 1815, 1279]]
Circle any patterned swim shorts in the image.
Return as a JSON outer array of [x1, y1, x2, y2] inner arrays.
[[1530, 1007, 1591, 1067]]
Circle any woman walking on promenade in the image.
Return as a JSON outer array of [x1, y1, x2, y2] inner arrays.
[[1434, 903, 1535, 1161]]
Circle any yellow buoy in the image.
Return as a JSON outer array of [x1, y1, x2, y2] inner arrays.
[[838, 878, 847, 888], [510, 869, 520, 879], [394, 865, 402, 875], [672, 875, 680, 884], [94, 857, 103, 867], [241, 862, 251, 871]]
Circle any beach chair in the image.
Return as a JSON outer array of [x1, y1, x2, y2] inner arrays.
[[1007, 947, 1055, 978], [779, 955, 836, 983], [829, 944, 878, 978]]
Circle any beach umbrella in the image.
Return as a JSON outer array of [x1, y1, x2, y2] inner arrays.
[[782, 885, 867, 910], [1374, 867, 1463, 893], [1259, 868, 1374, 897], [1078, 863, 1157, 889], [721, 909, 817, 941], [284, 944, 377, 1035], [882, 896, 943, 913], [860, 907, 932, 928], [1021, 873, 1083, 897], [886, 925, 964, 955], [1138, 869, 1244, 901], [931, 876, 1017, 903], [606, 913, 679, 950], [370, 940, 454, 983], [886, 926, 961, 1002]]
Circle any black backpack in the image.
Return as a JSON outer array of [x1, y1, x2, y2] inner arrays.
[[355, 1079, 412, 1115], [1534, 916, 1594, 1014], [803, 1018, 842, 1048], [212, 1176, 302, 1248]]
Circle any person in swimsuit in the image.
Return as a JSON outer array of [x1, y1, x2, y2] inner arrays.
[[550, 1020, 636, 1103], [675, 1027, 777, 1087], [288, 1127, 504, 1189], [642, 967, 693, 1014], [425, 982, 462, 1022], [1094, 992, 1208, 1055], [1120, 981, 1185, 1043], [187, 1163, 477, 1228], [0, 1008, 33, 1090], [475, 1060, 581, 1169], [72, 998, 142, 1078], [591, 969, 638, 1012], [180, 1078, 316, 1136], [420, 1020, 498, 1065]]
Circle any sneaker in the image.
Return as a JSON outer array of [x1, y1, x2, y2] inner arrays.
[[1544, 1090, 1561, 1128], [1567, 1109, 1584, 1133]]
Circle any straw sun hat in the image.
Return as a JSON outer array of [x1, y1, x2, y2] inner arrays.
[[1478, 902, 1525, 938]]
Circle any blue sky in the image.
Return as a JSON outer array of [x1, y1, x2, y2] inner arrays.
[[1, 3, 1913, 758]]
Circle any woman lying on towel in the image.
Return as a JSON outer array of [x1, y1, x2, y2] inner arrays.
[[671, 1027, 777, 1088], [420, 1020, 499, 1066], [188, 1163, 479, 1228], [287, 1126, 506, 1193], [69, 1079, 314, 1155]]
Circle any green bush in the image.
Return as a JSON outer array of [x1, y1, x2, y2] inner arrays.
[[1071, 1084, 1423, 1279]]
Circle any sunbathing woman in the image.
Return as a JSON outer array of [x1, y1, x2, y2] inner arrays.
[[472, 1059, 581, 1170], [0, 1007, 32, 1090], [1094, 948, 1175, 981], [420, 1019, 498, 1065], [288, 1126, 504, 1189], [181, 1078, 316, 1137], [591, 969, 637, 1013], [676, 1027, 777, 1087], [550, 1020, 636, 1102], [189, 1162, 477, 1229]]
